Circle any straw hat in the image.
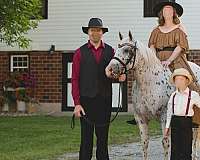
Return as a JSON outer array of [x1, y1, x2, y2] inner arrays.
[[170, 68, 193, 85]]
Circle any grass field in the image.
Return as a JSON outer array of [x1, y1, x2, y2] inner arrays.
[[0, 115, 161, 160]]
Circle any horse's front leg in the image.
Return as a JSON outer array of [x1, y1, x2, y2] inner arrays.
[[137, 119, 149, 160], [160, 114, 170, 160]]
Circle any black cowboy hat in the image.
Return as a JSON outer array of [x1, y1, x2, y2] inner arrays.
[[153, 0, 183, 17], [82, 18, 108, 34]]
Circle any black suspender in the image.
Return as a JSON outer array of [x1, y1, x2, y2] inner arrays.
[[172, 90, 192, 116], [185, 90, 192, 115], [172, 93, 176, 114]]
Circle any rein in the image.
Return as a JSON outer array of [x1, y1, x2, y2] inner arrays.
[[70, 41, 137, 129], [71, 82, 123, 129]]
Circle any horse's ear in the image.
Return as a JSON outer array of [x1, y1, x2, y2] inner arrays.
[[119, 32, 123, 40], [129, 30, 133, 41]]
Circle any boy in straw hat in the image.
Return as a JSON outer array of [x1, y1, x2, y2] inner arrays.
[[164, 68, 200, 160]]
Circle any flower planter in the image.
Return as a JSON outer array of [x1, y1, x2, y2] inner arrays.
[[26, 103, 37, 113], [2, 103, 9, 112], [17, 101, 26, 112]]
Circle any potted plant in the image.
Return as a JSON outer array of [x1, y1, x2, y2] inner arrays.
[[15, 72, 38, 113], [2, 74, 18, 112], [2, 72, 38, 113], [16, 87, 28, 112], [0, 96, 6, 112], [26, 97, 39, 113], [22, 72, 38, 113]]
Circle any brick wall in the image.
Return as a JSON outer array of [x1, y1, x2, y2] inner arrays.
[[0, 52, 9, 94], [0, 50, 199, 109], [30, 52, 62, 103], [127, 50, 200, 104], [0, 51, 62, 103], [188, 50, 200, 66]]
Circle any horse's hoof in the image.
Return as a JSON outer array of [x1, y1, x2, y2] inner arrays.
[[126, 119, 137, 125]]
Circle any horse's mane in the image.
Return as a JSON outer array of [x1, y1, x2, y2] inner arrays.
[[119, 37, 163, 69], [136, 40, 163, 68]]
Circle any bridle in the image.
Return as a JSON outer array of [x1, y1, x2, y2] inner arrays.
[[112, 41, 137, 75]]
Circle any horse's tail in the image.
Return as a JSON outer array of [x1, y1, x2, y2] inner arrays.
[[196, 127, 200, 147], [193, 127, 200, 148], [193, 127, 200, 159]]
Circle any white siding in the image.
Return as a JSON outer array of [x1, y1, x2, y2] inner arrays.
[[177, 0, 200, 49], [0, 0, 199, 51]]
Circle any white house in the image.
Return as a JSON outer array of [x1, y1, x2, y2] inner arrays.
[[0, 0, 200, 113]]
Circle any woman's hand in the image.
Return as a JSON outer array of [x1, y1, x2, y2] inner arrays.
[[161, 60, 171, 67], [162, 46, 182, 68]]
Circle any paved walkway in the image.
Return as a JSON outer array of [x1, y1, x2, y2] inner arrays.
[[57, 136, 200, 160], [57, 136, 167, 160]]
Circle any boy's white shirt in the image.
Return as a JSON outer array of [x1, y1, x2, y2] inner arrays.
[[166, 87, 200, 128]]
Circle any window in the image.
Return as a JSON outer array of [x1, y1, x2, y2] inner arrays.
[[10, 55, 29, 72], [62, 52, 74, 111], [144, 0, 175, 17], [32, 0, 48, 19], [41, 0, 48, 19]]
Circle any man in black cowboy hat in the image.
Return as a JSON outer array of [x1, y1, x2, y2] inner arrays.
[[71, 18, 125, 160]]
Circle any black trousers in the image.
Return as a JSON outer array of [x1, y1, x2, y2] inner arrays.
[[79, 96, 112, 160], [170, 115, 193, 160]]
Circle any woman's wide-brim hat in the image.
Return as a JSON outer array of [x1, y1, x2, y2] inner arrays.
[[82, 18, 108, 34], [170, 68, 193, 85], [153, 1, 183, 17]]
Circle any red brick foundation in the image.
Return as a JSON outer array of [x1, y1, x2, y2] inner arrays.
[[0, 52, 9, 94], [30, 52, 62, 103], [0, 51, 62, 104], [0, 50, 200, 109], [188, 50, 200, 66]]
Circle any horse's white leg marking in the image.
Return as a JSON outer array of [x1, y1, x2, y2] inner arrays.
[[160, 113, 170, 160], [192, 127, 200, 160], [138, 119, 149, 160]]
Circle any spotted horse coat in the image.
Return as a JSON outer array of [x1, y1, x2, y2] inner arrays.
[[107, 31, 200, 160]]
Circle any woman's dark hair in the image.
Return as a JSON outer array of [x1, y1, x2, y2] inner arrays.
[[158, 7, 180, 26]]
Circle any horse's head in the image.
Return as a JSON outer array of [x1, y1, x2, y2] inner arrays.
[[107, 31, 137, 78]]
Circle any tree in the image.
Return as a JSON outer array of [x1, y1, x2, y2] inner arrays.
[[0, 0, 42, 48]]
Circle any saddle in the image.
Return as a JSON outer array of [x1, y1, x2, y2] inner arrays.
[[190, 81, 200, 126], [188, 79, 200, 126], [193, 105, 200, 126], [188, 73, 200, 126]]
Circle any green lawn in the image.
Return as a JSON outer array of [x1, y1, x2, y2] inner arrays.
[[0, 115, 161, 160]]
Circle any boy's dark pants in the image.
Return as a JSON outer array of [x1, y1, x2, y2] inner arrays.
[[170, 115, 193, 160], [79, 95, 112, 160]]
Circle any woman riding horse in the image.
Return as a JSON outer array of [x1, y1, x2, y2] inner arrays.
[[148, 0, 200, 126]]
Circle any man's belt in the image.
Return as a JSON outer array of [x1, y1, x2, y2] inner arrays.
[[156, 47, 176, 52]]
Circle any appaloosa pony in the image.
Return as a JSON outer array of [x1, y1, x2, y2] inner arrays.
[[106, 31, 200, 160]]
